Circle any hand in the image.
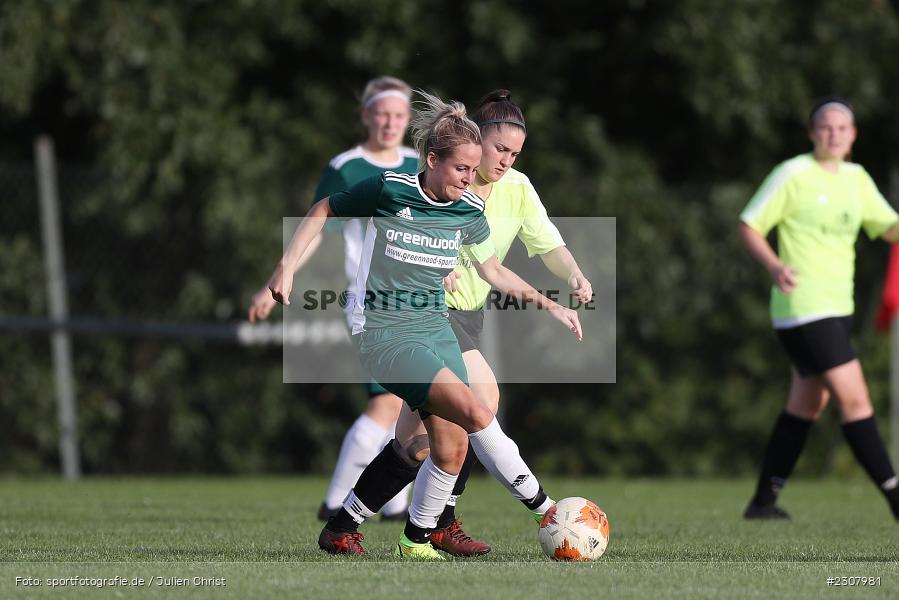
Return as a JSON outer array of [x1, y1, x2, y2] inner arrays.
[[443, 271, 460, 293], [568, 273, 593, 304], [769, 264, 797, 293], [267, 264, 294, 306], [248, 287, 277, 322], [550, 306, 583, 341]]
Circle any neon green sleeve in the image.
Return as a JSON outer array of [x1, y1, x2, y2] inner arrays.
[[464, 238, 497, 264], [740, 162, 793, 235], [517, 182, 565, 257], [858, 167, 899, 239]]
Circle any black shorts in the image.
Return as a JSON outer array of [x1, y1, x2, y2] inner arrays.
[[775, 316, 856, 378], [447, 308, 485, 353]]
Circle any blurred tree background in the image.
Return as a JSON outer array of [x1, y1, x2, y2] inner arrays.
[[2, 0, 899, 476]]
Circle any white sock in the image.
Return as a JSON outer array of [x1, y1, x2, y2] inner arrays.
[[468, 417, 541, 502], [342, 490, 376, 524], [323, 414, 390, 509], [408, 456, 458, 529]]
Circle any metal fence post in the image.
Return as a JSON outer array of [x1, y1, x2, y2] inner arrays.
[[35, 135, 81, 480]]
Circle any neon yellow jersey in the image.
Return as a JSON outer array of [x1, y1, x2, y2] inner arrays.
[[740, 154, 898, 323], [447, 168, 565, 310]]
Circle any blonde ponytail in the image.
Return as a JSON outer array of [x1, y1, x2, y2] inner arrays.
[[411, 90, 481, 170]]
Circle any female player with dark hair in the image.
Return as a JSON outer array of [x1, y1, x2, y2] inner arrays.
[[738, 96, 899, 520], [314, 90, 593, 558], [249, 76, 417, 520], [265, 90, 582, 559], [430, 89, 592, 555]]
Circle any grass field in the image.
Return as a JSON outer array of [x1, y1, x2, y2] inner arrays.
[[1, 476, 896, 598]]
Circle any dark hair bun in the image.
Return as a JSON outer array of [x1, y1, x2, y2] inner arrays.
[[480, 89, 512, 107]]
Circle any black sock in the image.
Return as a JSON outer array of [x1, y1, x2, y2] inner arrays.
[[436, 503, 456, 530], [325, 440, 420, 533], [886, 487, 899, 520], [523, 486, 548, 511], [404, 520, 433, 544], [435, 444, 478, 529], [752, 411, 814, 506], [841, 417, 898, 503], [327, 509, 360, 533]]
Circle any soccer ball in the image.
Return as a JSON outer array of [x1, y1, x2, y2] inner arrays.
[[538, 496, 610, 561]]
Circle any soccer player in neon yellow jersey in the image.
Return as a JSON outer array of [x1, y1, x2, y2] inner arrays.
[[739, 96, 899, 521], [316, 90, 593, 558], [431, 90, 592, 555]]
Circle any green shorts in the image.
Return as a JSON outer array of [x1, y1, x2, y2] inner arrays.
[[356, 318, 468, 414], [339, 307, 392, 399]]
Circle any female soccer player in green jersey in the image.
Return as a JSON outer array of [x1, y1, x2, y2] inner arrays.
[[739, 96, 899, 520], [264, 91, 582, 559], [313, 90, 594, 558], [248, 76, 418, 521]]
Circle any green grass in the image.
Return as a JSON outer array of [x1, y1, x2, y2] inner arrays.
[[0, 476, 897, 598]]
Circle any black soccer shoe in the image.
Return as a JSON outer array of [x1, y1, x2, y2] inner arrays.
[[743, 502, 791, 520]]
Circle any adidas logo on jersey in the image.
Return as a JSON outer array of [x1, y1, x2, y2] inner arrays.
[[395, 207, 414, 221]]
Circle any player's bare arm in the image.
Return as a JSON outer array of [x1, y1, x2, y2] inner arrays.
[[539, 246, 593, 303], [737, 220, 797, 293], [267, 197, 334, 305], [473, 254, 583, 341]]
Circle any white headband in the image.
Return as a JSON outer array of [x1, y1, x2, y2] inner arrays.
[[363, 89, 410, 109], [813, 102, 854, 123]]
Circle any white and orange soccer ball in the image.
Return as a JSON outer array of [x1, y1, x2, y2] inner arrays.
[[538, 496, 610, 561]]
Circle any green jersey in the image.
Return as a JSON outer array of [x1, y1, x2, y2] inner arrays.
[[740, 154, 898, 325], [315, 145, 419, 286], [316, 145, 419, 199], [329, 171, 496, 333], [447, 168, 565, 310]]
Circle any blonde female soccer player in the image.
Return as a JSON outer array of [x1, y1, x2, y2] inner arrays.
[[739, 96, 899, 520], [315, 91, 592, 558], [249, 76, 417, 521], [265, 90, 581, 559]]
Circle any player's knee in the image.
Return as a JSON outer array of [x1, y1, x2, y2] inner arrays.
[[837, 394, 872, 419], [392, 435, 429, 466], [449, 388, 494, 432], [466, 402, 495, 431], [793, 400, 826, 421], [431, 439, 467, 472], [484, 386, 500, 415], [807, 405, 826, 420]]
